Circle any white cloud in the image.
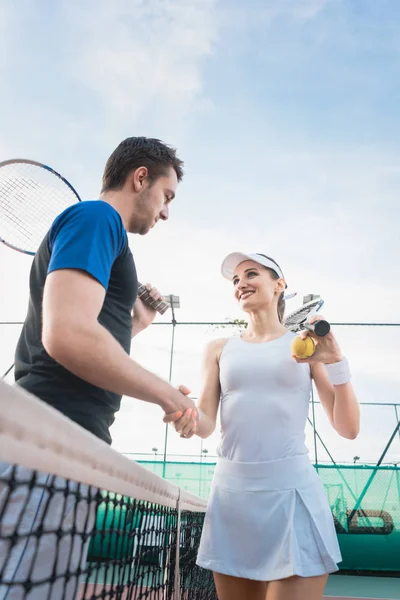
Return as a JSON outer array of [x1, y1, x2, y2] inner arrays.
[[223, 0, 334, 31], [61, 0, 217, 139], [0, 0, 217, 183], [0, 3, 13, 69], [264, 0, 334, 21]]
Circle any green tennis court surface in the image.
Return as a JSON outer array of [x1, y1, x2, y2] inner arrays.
[[324, 574, 400, 599]]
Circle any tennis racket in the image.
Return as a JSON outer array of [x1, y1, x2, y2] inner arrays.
[[0, 158, 170, 315], [283, 297, 330, 337]]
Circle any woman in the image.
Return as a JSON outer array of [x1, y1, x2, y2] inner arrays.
[[166, 252, 360, 600]]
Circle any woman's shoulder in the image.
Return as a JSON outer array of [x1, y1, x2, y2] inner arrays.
[[204, 337, 232, 362]]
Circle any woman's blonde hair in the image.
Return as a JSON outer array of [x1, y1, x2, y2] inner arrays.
[[266, 269, 285, 323]]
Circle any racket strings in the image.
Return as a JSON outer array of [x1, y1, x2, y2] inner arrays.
[[1, 179, 43, 233], [283, 300, 322, 332], [1, 199, 31, 233], [284, 306, 312, 324], [0, 164, 78, 253]]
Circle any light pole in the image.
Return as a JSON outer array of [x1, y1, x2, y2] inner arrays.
[[395, 462, 400, 507], [199, 449, 208, 496], [353, 455, 360, 496], [162, 294, 180, 478]]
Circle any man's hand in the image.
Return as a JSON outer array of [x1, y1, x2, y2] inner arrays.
[[163, 385, 198, 438], [132, 283, 163, 335]]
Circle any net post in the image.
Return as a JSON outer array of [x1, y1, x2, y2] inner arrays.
[[1, 363, 14, 379], [174, 489, 182, 600], [163, 294, 178, 478]]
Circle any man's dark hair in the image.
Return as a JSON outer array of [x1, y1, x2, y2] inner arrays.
[[101, 137, 184, 193]]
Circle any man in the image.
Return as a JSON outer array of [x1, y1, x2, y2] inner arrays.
[[14, 136, 196, 442], [0, 137, 196, 599]]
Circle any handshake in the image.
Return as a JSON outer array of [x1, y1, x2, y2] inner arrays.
[[162, 384, 199, 439]]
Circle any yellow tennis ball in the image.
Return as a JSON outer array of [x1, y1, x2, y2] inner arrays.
[[291, 335, 315, 359]]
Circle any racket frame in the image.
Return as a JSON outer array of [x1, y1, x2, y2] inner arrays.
[[283, 297, 330, 337]]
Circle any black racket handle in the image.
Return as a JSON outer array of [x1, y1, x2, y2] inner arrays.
[[304, 319, 330, 337], [137, 284, 170, 315]]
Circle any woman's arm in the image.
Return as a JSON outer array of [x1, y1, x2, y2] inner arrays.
[[293, 315, 360, 440], [311, 362, 360, 439]]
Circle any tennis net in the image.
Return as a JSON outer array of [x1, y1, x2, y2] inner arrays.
[[0, 379, 217, 599]]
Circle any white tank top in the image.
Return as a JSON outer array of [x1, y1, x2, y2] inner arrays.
[[217, 331, 312, 462]]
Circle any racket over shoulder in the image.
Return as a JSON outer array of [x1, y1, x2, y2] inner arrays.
[[283, 298, 330, 337], [0, 158, 170, 316]]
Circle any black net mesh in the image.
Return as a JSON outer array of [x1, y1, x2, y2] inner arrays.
[[179, 513, 216, 599], [0, 466, 218, 600]]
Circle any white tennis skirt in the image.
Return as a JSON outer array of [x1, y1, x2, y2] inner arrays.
[[196, 454, 342, 581]]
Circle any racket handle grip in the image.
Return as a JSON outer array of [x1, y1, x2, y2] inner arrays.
[[137, 283, 170, 315], [304, 320, 330, 337]]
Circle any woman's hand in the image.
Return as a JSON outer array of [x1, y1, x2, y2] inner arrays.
[[292, 315, 343, 365]]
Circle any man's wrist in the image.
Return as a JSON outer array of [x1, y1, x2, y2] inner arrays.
[[131, 317, 147, 337], [159, 386, 181, 414]]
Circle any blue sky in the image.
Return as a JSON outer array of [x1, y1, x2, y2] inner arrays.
[[1, 0, 399, 463]]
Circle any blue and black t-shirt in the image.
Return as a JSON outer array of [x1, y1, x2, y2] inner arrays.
[[14, 201, 138, 444]]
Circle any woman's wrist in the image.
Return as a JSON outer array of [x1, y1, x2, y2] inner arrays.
[[324, 353, 344, 365], [324, 357, 351, 385]]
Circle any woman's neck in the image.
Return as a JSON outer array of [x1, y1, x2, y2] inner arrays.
[[242, 310, 287, 342]]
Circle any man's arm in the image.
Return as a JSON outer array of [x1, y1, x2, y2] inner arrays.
[[164, 338, 226, 438], [130, 284, 164, 338], [42, 269, 194, 415]]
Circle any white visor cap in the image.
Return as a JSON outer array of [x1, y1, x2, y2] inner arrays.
[[221, 252, 287, 288]]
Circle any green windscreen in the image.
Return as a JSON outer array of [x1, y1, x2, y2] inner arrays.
[[139, 460, 400, 574]]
